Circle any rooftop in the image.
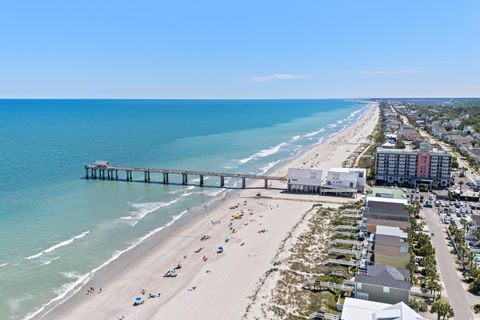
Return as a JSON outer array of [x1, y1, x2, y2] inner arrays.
[[366, 196, 409, 205], [367, 218, 411, 230], [369, 187, 407, 200], [377, 147, 451, 156], [376, 225, 408, 239], [356, 264, 410, 290], [375, 234, 408, 248], [341, 298, 390, 320], [341, 298, 425, 320]]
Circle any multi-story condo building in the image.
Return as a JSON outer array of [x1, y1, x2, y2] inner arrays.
[[375, 143, 451, 188]]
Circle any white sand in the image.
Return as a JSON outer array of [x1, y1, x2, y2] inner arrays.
[[41, 103, 379, 320]]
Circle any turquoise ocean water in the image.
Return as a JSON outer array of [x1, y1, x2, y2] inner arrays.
[[0, 99, 369, 319]]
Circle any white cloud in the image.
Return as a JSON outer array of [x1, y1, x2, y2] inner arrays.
[[355, 67, 423, 75], [248, 73, 309, 83]]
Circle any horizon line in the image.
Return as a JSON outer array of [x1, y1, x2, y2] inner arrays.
[[0, 96, 479, 100]]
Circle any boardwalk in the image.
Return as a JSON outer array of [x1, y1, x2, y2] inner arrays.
[[84, 161, 285, 189]]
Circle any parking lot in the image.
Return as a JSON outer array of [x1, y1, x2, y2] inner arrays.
[[406, 189, 480, 229]]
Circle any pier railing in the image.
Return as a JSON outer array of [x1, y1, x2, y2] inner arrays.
[[84, 162, 285, 189]]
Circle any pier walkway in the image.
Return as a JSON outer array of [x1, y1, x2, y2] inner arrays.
[[84, 161, 285, 189]]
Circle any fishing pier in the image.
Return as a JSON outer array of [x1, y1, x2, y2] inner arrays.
[[84, 161, 285, 189]]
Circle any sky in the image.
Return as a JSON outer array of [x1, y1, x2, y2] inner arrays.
[[0, 0, 479, 98]]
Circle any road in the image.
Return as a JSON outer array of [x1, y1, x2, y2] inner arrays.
[[423, 207, 475, 319], [397, 112, 478, 184]]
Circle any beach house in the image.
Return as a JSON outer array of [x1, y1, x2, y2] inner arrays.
[[373, 226, 409, 269], [341, 297, 425, 320], [354, 264, 411, 305], [364, 197, 410, 233]]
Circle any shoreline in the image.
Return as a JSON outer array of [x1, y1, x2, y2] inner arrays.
[[33, 102, 378, 320]]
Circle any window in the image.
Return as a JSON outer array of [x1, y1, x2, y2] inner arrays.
[[383, 286, 390, 293], [356, 292, 369, 300], [357, 283, 362, 290]]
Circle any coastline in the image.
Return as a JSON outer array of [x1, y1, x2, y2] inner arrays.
[[34, 102, 379, 320]]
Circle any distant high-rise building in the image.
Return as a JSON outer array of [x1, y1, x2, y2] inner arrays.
[[375, 143, 451, 188]]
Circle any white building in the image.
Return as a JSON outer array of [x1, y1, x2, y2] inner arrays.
[[326, 167, 366, 192], [287, 167, 366, 195], [287, 168, 324, 193], [341, 297, 425, 320]]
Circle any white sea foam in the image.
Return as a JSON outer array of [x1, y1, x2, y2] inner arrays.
[[186, 186, 195, 190], [292, 135, 300, 140], [25, 231, 90, 260], [349, 109, 361, 118], [0, 262, 8, 268], [24, 209, 190, 320], [238, 155, 256, 164], [120, 199, 178, 227], [259, 160, 281, 174], [238, 142, 286, 164], [41, 256, 60, 266], [304, 128, 324, 137], [8, 294, 35, 312], [208, 189, 226, 197], [61, 271, 82, 280], [257, 142, 286, 157], [181, 192, 193, 197]]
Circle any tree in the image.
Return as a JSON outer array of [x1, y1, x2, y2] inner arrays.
[[396, 139, 406, 149], [469, 275, 480, 294], [426, 279, 442, 300], [431, 299, 454, 320], [409, 298, 428, 312], [452, 157, 459, 169], [474, 304, 480, 314]]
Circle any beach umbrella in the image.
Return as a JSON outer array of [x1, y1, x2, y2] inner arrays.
[[135, 297, 143, 303]]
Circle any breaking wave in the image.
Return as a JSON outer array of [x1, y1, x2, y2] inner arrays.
[[25, 231, 90, 260], [239, 142, 286, 164], [120, 199, 178, 227]]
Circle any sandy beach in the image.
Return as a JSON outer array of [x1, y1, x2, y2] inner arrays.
[[40, 103, 379, 320]]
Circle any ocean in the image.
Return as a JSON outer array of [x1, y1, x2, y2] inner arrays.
[[0, 99, 369, 319]]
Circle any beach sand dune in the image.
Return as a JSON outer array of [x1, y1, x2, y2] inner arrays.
[[41, 104, 379, 320]]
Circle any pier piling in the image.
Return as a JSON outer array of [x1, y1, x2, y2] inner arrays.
[[84, 163, 284, 189], [182, 173, 187, 185]]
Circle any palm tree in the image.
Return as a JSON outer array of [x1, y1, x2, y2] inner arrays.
[[427, 280, 442, 300], [431, 299, 454, 320]]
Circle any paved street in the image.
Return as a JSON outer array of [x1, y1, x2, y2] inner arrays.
[[423, 207, 475, 319]]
